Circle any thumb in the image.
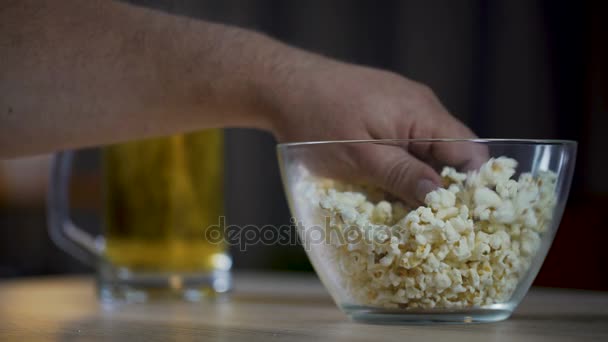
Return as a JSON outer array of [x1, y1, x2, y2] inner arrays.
[[355, 143, 442, 206]]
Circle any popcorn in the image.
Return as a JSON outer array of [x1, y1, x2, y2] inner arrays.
[[434, 272, 452, 291], [441, 167, 467, 184], [496, 179, 519, 199], [299, 156, 557, 310], [451, 237, 472, 261], [426, 188, 456, 210], [474, 187, 502, 208], [443, 222, 460, 243], [372, 201, 392, 224], [492, 200, 516, 224], [481, 157, 518, 184]]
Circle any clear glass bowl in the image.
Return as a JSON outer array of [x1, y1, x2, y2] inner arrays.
[[277, 139, 576, 324]]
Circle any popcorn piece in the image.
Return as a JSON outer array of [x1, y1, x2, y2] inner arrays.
[[437, 207, 459, 220], [434, 272, 452, 291], [474, 187, 502, 208], [447, 237, 470, 261], [441, 167, 468, 184], [496, 179, 519, 199], [426, 188, 456, 210], [372, 201, 392, 224], [358, 202, 375, 217], [443, 222, 461, 243], [480, 157, 518, 186], [493, 200, 516, 224], [434, 244, 450, 260]]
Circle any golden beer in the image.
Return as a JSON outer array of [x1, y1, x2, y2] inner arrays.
[[102, 130, 226, 273]]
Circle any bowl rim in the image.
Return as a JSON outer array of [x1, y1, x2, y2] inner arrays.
[[277, 138, 577, 148]]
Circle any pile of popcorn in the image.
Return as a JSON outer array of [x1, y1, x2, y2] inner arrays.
[[298, 157, 557, 309]]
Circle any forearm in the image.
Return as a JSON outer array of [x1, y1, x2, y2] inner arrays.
[[0, 0, 310, 157]]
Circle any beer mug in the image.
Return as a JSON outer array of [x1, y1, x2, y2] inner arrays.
[[47, 130, 231, 303]]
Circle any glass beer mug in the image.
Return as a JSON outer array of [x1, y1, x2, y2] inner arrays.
[[47, 130, 231, 303]]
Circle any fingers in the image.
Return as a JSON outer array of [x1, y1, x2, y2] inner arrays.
[[430, 117, 489, 171], [354, 143, 442, 206], [406, 87, 490, 172]]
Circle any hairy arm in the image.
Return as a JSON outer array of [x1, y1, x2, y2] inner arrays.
[[0, 0, 482, 204], [0, 0, 305, 157]]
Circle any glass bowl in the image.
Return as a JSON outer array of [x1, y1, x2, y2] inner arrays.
[[277, 139, 576, 324]]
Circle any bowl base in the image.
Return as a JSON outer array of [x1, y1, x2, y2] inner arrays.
[[342, 304, 513, 324]]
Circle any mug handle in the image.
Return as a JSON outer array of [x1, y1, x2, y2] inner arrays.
[[47, 151, 103, 265]]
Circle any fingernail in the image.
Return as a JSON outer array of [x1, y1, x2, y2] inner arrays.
[[416, 179, 439, 203]]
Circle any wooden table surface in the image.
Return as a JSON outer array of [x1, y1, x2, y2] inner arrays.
[[0, 273, 607, 341]]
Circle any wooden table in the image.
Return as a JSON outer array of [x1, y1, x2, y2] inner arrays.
[[1, 273, 607, 341]]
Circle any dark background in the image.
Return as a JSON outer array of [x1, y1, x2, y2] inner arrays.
[[1, 0, 606, 290]]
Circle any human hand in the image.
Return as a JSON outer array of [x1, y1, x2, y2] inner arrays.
[[267, 56, 486, 206]]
